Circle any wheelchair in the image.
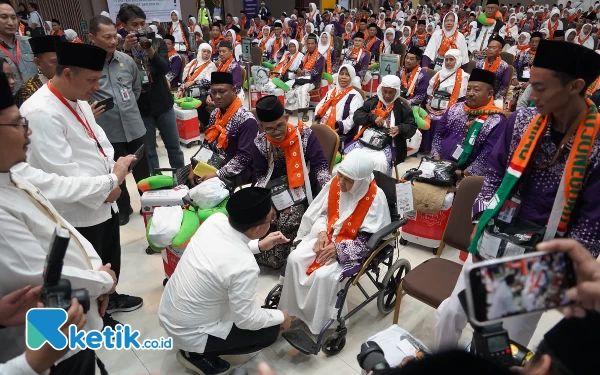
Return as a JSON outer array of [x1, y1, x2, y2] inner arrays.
[[262, 169, 422, 356]]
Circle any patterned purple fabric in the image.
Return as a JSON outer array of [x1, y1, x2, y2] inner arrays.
[[345, 141, 394, 176], [336, 232, 373, 280], [364, 37, 382, 57], [398, 67, 429, 106], [475, 58, 510, 100], [473, 108, 600, 257], [408, 33, 430, 52], [299, 51, 325, 88], [200, 58, 243, 94], [204, 105, 258, 182], [252, 125, 331, 194], [341, 49, 370, 79], [513, 50, 535, 81], [431, 103, 507, 176]]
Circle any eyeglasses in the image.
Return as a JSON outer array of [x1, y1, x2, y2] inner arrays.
[[0, 118, 29, 133], [263, 122, 287, 134]]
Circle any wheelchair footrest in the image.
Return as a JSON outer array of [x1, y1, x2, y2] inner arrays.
[[282, 329, 318, 355]]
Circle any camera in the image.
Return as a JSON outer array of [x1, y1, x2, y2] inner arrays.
[[41, 226, 90, 313], [135, 30, 155, 49], [357, 341, 390, 374]]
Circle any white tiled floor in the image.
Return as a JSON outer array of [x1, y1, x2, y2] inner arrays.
[[102, 115, 564, 374]]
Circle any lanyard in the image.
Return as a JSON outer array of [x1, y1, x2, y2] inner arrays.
[[47, 82, 108, 158], [0, 39, 23, 80], [132, 46, 147, 62]]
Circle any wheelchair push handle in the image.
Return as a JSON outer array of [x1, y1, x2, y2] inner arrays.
[[400, 168, 422, 182]]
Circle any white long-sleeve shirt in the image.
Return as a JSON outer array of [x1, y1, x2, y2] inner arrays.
[[158, 213, 284, 352], [314, 88, 364, 134], [468, 22, 507, 53], [20, 84, 117, 228], [423, 30, 469, 67], [0, 171, 114, 364]]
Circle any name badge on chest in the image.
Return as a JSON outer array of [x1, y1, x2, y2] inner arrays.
[[140, 70, 149, 84], [120, 88, 131, 101], [497, 195, 522, 224]]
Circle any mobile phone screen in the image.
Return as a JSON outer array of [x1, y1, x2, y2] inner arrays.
[[467, 252, 576, 324], [129, 145, 145, 171]]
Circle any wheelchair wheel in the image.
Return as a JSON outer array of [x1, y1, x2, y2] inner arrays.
[[262, 284, 282, 309], [322, 334, 346, 356], [399, 237, 408, 246], [377, 258, 411, 314]]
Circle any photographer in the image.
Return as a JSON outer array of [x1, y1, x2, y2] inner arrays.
[[0, 71, 116, 374], [0, 286, 87, 375], [117, 3, 185, 173]]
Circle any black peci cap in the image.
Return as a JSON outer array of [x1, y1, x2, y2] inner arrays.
[[55, 42, 106, 71], [255, 95, 285, 122], [226, 187, 272, 226]]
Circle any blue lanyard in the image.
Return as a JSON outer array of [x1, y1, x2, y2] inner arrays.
[[133, 47, 146, 61]]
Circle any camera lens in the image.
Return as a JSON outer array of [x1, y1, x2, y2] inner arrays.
[[357, 341, 390, 373], [71, 288, 90, 314]]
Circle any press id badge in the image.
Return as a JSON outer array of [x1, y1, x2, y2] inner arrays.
[[140, 70, 149, 84], [451, 144, 464, 161], [267, 177, 307, 211], [191, 144, 225, 168], [522, 67, 530, 79], [120, 88, 131, 101], [497, 195, 522, 224]]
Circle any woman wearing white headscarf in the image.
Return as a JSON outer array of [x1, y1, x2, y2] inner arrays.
[[507, 31, 530, 55], [504, 15, 519, 49], [178, 43, 217, 126], [225, 28, 243, 61], [400, 25, 412, 45], [346, 75, 418, 175], [259, 25, 271, 51], [545, 8, 563, 39], [565, 28, 577, 43], [422, 49, 469, 153], [169, 10, 191, 52], [314, 65, 364, 140], [423, 12, 468, 71], [380, 28, 397, 55], [270, 39, 304, 81], [64, 29, 83, 43], [148, 25, 162, 39], [516, 6, 525, 21], [278, 150, 391, 335], [576, 23, 595, 49], [188, 16, 203, 39], [343, 22, 354, 48], [538, 28, 549, 40], [307, 2, 321, 28], [377, 12, 386, 29], [43, 20, 52, 34], [318, 31, 337, 75]]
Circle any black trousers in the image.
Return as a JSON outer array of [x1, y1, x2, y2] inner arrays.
[[50, 349, 97, 375], [200, 324, 279, 357], [111, 136, 151, 212], [76, 210, 121, 280]]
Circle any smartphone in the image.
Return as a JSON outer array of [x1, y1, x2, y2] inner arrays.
[[128, 145, 145, 171], [96, 97, 114, 112], [464, 251, 577, 326]]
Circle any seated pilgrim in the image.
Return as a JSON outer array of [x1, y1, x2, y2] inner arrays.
[[474, 35, 510, 108], [313, 64, 364, 147], [347, 75, 417, 176], [252, 95, 331, 270], [431, 69, 507, 177], [422, 49, 469, 154], [283, 33, 325, 111], [201, 40, 244, 101], [398, 47, 429, 106], [268, 40, 304, 84], [187, 72, 258, 187], [158, 187, 292, 375], [341, 32, 370, 85], [278, 150, 391, 335]]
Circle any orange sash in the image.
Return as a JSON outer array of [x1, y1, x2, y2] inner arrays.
[[483, 57, 501, 73], [186, 60, 211, 83], [303, 49, 319, 70], [273, 52, 299, 77], [547, 20, 559, 39], [432, 68, 463, 109], [317, 87, 354, 129], [401, 66, 420, 98], [170, 21, 190, 50], [327, 177, 378, 242], [205, 97, 243, 149], [211, 35, 224, 55], [217, 56, 234, 72], [438, 30, 458, 56], [266, 122, 306, 188]]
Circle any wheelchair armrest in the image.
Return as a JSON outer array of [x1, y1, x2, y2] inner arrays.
[[366, 218, 408, 250]]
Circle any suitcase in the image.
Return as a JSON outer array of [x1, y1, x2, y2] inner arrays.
[[400, 208, 452, 254]]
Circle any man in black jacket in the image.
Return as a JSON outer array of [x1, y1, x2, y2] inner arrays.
[[348, 75, 417, 176], [118, 4, 185, 173]]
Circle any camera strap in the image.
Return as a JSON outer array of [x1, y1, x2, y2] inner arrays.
[[11, 175, 93, 269]]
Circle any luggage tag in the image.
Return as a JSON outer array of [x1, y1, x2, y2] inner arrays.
[[496, 195, 522, 224], [120, 88, 131, 102], [140, 69, 150, 84], [522, 67, 530, 79], [395, 181, 414, 215], [451, 144, 464, 161]]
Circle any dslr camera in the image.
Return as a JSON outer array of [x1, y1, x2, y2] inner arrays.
[[135, 30, 155, 49], [40, 226, 90, 313]]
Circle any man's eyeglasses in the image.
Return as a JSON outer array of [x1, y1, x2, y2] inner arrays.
[[0, 118, 29, 133], [263, 122, 287, 134]]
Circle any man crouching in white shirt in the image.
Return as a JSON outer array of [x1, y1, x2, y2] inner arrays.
[[0, 73, 117, 374], [159, 187, 293, 375]]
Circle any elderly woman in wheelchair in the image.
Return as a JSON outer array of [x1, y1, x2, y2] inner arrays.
[[263, 150, 413, 355]]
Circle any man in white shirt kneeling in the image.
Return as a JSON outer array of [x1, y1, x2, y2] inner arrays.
[[158, 187, 293, 375]]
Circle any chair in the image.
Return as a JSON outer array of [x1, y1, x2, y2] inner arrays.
[[310, 124, 340, 173], [392, 176, 484, 324], [251, 46, 263, 66], [500, 51, 515, 66], [465, 60, 476, 74], [355, 87, 367, 101], [425, 67, 436, 81]]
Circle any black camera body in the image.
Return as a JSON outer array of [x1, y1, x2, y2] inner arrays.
[[41, 226, 90, 313], [135, 30, 155, 49], [357, 341, 390, 375]]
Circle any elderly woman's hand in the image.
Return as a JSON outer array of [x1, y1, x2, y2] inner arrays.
[[313, 231, 329, 254], [316, 243, 337, 265]]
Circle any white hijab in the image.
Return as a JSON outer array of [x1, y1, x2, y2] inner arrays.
[[296, 149, 391, 242], [198, 43, 212, 62], [261, 26, 270, 40], [345, 22, 354, 34], [400, 26, 412, 43], [377, 75, 401, 106], [436, 48, 461, 80], [171, 10, 180, 22], [383, 27, 395, 51], [64, 29, 78, 41], [226, 28, 238, 44], [565, 28, 577, 42], [336, 64, 359, 90], [318, 32, 331, 54], [396, 18, 405, 30], [442, 12, 457, 37]]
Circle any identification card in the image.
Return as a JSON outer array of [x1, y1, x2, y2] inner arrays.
[[120, 88, 131, 102], [271, 189, 294, 211], [522, 67, 530, 79], [140, 70, 149, 84], [451, 144, 464, 161], [497, 195, 522, 224], [395, 181, 414, 215], [197, 147, 214, 163], [397, 339, 418, 357], [291, 187, 306, 201]]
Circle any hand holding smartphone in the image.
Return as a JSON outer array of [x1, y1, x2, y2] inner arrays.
[[464, 251, 577, 326], [128, 145, 145, 171]]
